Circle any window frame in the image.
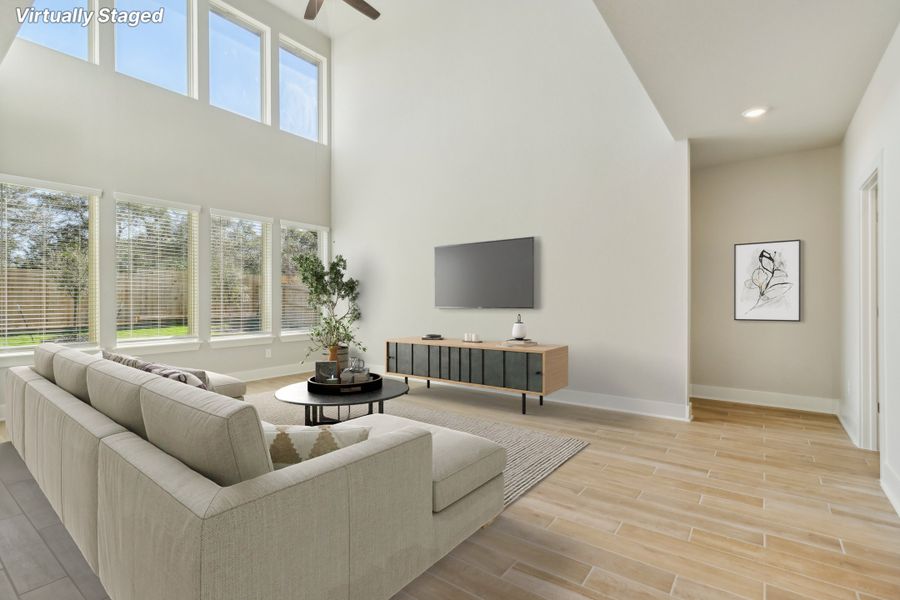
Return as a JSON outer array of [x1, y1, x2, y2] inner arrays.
[[0, 173, 101, 359], [15, 0, 100, 64], [112, 0, 198, 98], [113, 192, 200, 348], [278, 34, 327, 144], [207, 0, 271, 125], [208, 208, 273, 344], [278, 219, 328, 339]]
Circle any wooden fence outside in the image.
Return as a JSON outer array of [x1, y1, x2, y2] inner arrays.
[[1, 268, 319, 337]]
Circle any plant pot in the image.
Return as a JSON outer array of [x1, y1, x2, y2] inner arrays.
[[326, 345, 350, 372]]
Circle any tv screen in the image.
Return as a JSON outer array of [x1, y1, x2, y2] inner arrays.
[[435, 237, 535, 308]]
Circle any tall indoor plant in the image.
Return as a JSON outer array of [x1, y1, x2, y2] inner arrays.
[[295, 254, 366, 363]]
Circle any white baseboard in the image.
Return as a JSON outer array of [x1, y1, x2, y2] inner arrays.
[[228, 363, 309, 383], [837, 412, 862, 448], [549, 389, 691, 421], [691, 384, 838, 415], [882, 462, 900, 518], [374, 364, 690, 422]]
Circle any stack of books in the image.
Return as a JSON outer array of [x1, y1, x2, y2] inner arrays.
[[502, 339, 538, 347]]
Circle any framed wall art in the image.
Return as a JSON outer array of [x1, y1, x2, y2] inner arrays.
[[734, 239, 801, 321]]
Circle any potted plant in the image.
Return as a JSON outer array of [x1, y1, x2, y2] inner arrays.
[[294, 254, 366, 367]]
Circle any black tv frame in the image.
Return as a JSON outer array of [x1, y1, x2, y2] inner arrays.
[[434, 236, 535, 309]]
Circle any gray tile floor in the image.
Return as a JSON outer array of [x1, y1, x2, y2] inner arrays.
[[0, 443, 109, 600]]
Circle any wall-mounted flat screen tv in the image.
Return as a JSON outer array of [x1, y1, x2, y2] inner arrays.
[[435, 237, 535, 308]]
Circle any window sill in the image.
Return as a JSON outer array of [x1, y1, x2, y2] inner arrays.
[[0, 344, 100, 368], [209, 334, 273, 349], [0, 350, 35, 368], [114, 339, 202, 356], [278, 331, 312, 342]]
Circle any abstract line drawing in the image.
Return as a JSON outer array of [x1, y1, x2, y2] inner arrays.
[[734, 240, 801, 321]]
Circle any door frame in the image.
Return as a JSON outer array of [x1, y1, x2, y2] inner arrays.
[[859, 166, 884, 451]]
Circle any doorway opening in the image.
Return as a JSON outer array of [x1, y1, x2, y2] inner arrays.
[[859, 169, 882, 451]]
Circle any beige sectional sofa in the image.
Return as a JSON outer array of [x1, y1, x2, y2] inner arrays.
[[5, 343, 506, 600]]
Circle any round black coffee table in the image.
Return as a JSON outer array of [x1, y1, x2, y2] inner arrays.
[[274, 378, 410, 426]]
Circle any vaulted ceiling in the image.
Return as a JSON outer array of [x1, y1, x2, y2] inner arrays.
[[270, 0, 900, 168], [592, 0, 900, 167]]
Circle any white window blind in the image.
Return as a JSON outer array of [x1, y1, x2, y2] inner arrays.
[[1, 181, 95, 349], [211, 212, 271, 336], [281, 225, 320, 333], [116, 198, 198, 341]]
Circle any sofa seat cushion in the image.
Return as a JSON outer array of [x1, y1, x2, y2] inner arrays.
[[54, 348, 103, 403], [334, 414, 506, 512], [139, 377, 272, 486], [207, 372, 246, 399]]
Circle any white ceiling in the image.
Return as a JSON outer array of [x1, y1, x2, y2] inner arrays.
[[271, 0, 900, 169], [267, 0, 386, 39], [592, 0, 900, 168]]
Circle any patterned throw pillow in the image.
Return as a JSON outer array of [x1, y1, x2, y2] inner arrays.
[[137, 362, 208, 389], [102, 350, 144, 369], [261, 421, 370, 469], [102, 350, 210, 389]]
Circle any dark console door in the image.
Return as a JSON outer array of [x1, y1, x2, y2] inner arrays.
[[527, 353, 543, 392], [413, 344, 429, 376], [483, 350, 504, 387], [470, 349, 484, 384], [504, 351, 527, 391], [397, 343, 413, 374]]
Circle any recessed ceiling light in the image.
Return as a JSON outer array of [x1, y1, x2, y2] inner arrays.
[[742, 106, 769, 119]]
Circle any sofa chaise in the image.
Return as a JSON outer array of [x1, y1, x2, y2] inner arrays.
[[5, 343, 506, 600]]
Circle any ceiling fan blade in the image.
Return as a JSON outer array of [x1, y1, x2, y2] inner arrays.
[[304, 0, 326, 20], [342, 0, 380, 20]]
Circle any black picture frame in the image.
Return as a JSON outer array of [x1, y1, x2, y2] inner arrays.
[[315, 361, 338, 383], [734, 239, 802, 322]]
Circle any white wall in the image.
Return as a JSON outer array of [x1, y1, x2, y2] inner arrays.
[[330, 0, 691, 420], [0, 0, 331, 406], [0, 1, 32, 63], [691, 147, 843, 413], [842, 23, 900, 512]]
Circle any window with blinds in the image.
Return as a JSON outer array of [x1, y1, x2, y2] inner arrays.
[[1, 180, 95, 349], [210, 212, 271, 336], [281, 224, 320, 333], [116, 197, 198, 341]]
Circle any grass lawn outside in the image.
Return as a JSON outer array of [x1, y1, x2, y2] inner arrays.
[[2, 325, 190, 348]]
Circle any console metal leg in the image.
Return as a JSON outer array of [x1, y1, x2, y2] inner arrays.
[[427, 380, 431, 388], [540, 395, 544, 406], [404, 377, 408, 384], [304, 405, 311, 426], [522, 393, 526, 415]]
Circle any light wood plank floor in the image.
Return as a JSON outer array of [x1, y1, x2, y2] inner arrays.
[[1, 379, 897, 600], [248, 377, 900, 600]]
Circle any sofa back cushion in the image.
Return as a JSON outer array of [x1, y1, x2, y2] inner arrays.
[[33, 342, 67, 382], [139, 377, 272, 486], [87, 360, 160, 439], [5, 366, 44, 455], [54, 349, 103, 403]]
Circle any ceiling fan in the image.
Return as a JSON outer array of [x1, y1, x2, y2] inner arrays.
[[304, 0, 380, 20]]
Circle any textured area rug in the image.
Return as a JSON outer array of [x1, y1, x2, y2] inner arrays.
[[245, 391, 589, 506]]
